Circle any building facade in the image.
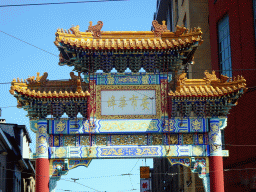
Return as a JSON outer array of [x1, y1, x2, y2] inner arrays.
[[208, 0, 256, 191], [152, 0, 211, 190], [154, 0, 212, 79], [0, 120, 35, 192]]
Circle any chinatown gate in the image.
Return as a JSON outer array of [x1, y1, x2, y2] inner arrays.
[[10, 21, 247, 192]]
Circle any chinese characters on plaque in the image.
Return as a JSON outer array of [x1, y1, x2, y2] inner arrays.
[[101, 90, 156, 116]]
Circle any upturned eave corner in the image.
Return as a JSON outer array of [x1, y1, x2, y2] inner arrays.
[[169, 70, 247, 97], [9, 72, 90, 101]]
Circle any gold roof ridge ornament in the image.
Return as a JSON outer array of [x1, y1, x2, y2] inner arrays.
[[9, 72, 90, 99], [55, 21, 203, 42], [175, 25, 188, 36], [152, 20, 169, 37], [86, 21, 103, 38], [54, 21, 204, 73], [70, 25, 81, 37]]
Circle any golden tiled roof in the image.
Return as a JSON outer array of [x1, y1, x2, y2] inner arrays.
[[10, 72, 90, 99], [54, 21, 203, 50], [169, 71, 247, 97]]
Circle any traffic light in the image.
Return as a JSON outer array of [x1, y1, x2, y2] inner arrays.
[[140, 166, 150, 178]]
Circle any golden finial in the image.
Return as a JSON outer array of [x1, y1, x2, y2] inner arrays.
[[89, 21, 92, 26], [162, 20, 166, 26]]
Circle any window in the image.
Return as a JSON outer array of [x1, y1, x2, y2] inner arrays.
[[218, 15, 232, 77]]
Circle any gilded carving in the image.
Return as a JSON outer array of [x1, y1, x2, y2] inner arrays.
[[111, 135, 148, 145], [111, 135, 134, 145], [134, 135, 147, 145], [191, 119, 201, 131], [64, 136, 76, 146], [198, 134, 204, 144], [80, 136, 90, 146], [152, 134, 162, 145], [183, 134, 193, 145], [70, 25, 81, 37], [204, 70, 218, 81], [56, 121, 66, 132], [96, 135, 107, 146], [168, 135, 178, 145], [152, 20, 169, 37], [54, 136, 60, 146], [86, 21, 103, 38]]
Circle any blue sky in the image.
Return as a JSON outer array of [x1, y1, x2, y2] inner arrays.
[[0, 0, 157, 191]]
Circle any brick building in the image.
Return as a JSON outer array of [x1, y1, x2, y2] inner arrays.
[[208, 0, 256, 191]]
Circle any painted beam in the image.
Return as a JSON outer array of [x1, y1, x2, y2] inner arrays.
[[49, 145, 210, 159]]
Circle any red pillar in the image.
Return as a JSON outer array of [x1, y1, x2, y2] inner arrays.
[[36, 158, 49, 192], [209, 156, 224, 192]]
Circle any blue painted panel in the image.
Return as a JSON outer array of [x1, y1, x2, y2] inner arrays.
[[48, 118, 209, 134], [84, 73, 161, 85]]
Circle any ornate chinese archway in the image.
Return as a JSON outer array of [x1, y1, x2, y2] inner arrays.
[[10, 21, 246, 192]]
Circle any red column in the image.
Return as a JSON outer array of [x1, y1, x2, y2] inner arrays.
[[36, 158, 49, 192], [209, 156, 224, 192]]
